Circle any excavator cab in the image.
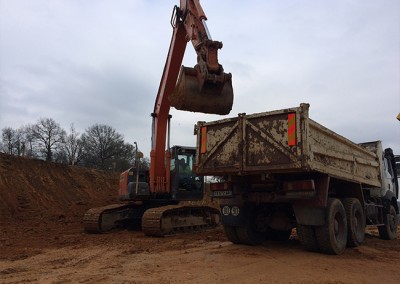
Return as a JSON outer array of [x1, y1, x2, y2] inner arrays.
[[169, 146, 204, 201]]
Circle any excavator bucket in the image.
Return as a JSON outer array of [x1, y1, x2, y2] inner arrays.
[[170, 66, 233, 115]]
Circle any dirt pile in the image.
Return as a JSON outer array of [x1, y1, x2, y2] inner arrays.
[[0, 153, 218, 260], [1, 153, 400, 283], [0, 153, 119, 222], [0, 153, 121, 260]]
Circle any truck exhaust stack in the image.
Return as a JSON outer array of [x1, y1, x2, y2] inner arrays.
[[170, 66, 233, 115]]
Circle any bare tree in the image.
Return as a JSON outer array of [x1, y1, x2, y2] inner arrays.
[[31, 118, 66, 161], [81, 124, 134, 170], [1, 127, 15, 154], [23, 125, 37, 158], [1, 121, 141, 171], [14, 127, 28, 156], [1, 126, 37, 157], [63, 123, 83, 165]]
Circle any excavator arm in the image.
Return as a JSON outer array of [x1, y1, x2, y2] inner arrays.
[[150, 0, 233, 195], [84, 1, 228, 234]]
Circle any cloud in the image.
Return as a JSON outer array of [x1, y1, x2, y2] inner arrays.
[[0, 0, 399, 157]]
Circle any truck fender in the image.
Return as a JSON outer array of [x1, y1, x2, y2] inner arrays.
[[383, 190, 399, 214], [293, 205, 326, 226]]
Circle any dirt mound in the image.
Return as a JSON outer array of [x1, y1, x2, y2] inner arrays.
[[0, 153, 119, 222], [0, 153, 218, 260], [0, 153, 121, 260], [1, 153, 400, 283]]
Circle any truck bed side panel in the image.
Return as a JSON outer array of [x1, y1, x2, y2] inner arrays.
[[307, 120, 381, 187], [195, 104, 381, 188]]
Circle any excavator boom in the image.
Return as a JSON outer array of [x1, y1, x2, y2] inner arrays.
[[168, 1, 233, 115], [151, 0, 233, 194], [153, 1, 233, 117]]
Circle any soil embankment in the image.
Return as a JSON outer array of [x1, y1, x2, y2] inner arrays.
[[1, 153, 399, 283]]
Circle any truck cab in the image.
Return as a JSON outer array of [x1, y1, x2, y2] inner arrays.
[[395, 155, 400, 206], [360, 142, 398, 202]]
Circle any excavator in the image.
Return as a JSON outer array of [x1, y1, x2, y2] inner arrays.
[[83, 0, 233, 236]]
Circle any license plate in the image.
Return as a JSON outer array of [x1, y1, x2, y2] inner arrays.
[[212, 190, 233, 197]]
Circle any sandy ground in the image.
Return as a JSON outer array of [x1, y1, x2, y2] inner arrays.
[[1, 153, 400, 283], [1, 219, 400, 284]]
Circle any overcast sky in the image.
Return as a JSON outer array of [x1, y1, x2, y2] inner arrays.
[[0, 0, 399, 157]]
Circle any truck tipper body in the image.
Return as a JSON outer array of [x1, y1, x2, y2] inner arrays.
[[194, 103, 399, 254]]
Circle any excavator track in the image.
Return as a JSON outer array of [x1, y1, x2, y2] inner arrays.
[[141, 205, 221, 237], [83, 203, 137, 233]]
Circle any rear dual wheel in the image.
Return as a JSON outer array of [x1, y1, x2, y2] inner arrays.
[[223, 223, 265, 245], [343, 198, 365, 247], [226, 225, 292, 245], [297, 224, 319, 252], [315, 198, 348, 255], [224, 226, 241, 244], [235, 222, 265, 245], [223, 206, 265, 246], [297, 198, 348, 254], [265, 227, 292, 241]]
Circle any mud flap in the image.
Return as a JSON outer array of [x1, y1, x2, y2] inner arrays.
[[170, 66, 233, 115], [293, 205, 325, 226]]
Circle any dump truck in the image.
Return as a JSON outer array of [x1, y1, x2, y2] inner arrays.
[[194, 103, 399, 254]]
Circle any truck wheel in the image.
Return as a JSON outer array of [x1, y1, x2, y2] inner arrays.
[[378, 204, 398, 240], [343, 198, 365, 247], [233, 208, 264, 245], [315, 198, 348, 255], [223, 226, 241, 244], [297, 225, 319, 252], [236, 224, 265, 246], [266, 228, 292, 241]]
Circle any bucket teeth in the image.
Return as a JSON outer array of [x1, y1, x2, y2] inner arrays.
[[170, 66, 233, 115]]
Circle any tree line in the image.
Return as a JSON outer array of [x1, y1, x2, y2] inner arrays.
[[0, 118, 149, 172]]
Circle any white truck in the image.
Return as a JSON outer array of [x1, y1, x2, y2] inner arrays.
[[194, 103, 399, 254], [396, 155, 400, 208]]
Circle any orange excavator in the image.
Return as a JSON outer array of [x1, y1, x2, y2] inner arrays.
[[83, 0, 233, 236]]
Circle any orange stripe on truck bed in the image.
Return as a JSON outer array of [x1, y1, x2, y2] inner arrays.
[[288, 113, 296, 146], [201, 126, 207, 154]]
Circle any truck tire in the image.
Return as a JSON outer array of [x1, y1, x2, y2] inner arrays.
[[223, 226, 242, 244], [297, 224, 319, 252], [236, 224, 265, 246], [315, 198, 348, 255], [378, 204, 398, 240], [232, 206, 265, 246], [343, 198, 365, 247], [266, 228, 292, 241]]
